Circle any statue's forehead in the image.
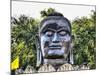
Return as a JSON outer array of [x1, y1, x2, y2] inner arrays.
[[41, 19, 70, 32], [43, 19, 69, 27]]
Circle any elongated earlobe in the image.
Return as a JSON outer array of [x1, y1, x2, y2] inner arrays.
[[69, 43, 74, 64], [36, 35, 44, 67]]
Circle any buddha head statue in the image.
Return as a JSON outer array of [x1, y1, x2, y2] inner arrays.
[[37, 12, 73, 67]]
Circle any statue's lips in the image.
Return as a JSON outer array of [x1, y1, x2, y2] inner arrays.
[[44, 45, 65, 59], [47, 50, 64, 59], [45, 49, 65, 59], [48, 50, 64, 55], [49, 45, 62, 49]]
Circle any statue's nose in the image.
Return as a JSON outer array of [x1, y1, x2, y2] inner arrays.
[[52, 33, 60, 43]]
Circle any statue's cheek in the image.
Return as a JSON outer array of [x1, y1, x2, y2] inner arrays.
[[61, 37, 71, 52], [41, 36, 50, 45], [60, 35, 71, 42]]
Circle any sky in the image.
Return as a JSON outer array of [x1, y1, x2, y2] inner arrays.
[[12, 1, 95, 21]]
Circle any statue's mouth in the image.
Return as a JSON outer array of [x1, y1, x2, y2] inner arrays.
[[46, 55, 64, 59], [45, 47, 65, 59], [49, 45, 62, 50], [44, 44, 65, 59]]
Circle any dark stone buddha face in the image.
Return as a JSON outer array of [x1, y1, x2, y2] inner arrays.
[[40, 18, 71, 60]]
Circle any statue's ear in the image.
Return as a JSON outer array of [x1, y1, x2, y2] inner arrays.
[[36, 33, 44, 67], [36, 33, 40, 67], [69, 46, 74, 64], [70, 34, 74, 64]]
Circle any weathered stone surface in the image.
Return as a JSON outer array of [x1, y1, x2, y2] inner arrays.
[[37, 12, 73, 67], [16, 64, 90, 74], [38, 64, 56, 73], [73, 65, 80, 70], [78, 65, 90, 70], [57, 64, 74, 71], [15, 69, 23, 75], [38, 64, 74, 72], [23, 65, 36, 73]]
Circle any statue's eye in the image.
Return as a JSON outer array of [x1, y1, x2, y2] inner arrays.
[[59, 31, 67, 36], [45, 31, 53, 37]]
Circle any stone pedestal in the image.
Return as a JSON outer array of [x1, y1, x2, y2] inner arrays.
[[57, 64, 74, 72], [38, 64, 74, 73], [16, 64, 90, 74], [38, 64, 56, 73]]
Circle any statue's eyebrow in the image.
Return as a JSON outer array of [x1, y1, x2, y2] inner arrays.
[[57, 28, 70, 32], [46, 28, 56, 32]]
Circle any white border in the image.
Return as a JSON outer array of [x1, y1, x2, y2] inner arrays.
[[0, 0, 98, 75], [0, 0, 10, 75]]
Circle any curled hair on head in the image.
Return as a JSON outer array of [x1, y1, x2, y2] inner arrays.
[[47, 12, 64, 17]]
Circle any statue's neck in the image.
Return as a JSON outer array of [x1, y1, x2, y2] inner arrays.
[[43, 59, 68, 67]]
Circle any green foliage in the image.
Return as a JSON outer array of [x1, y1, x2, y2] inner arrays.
[[72, 11, 96, 69], [40, 8, 55, 18], [11, 15, 39, 68]]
